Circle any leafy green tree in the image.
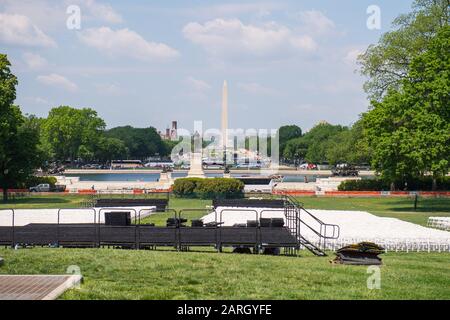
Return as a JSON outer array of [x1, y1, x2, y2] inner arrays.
[[278, 125, 302, 156], [281, 123, 350, 164], [283, 138, 308, 162], [106, 126, 166, 159], [325, 120, 372, 165], [96, 137, 128, 162], [302, 123, 347, 163], [363, 26, 450, 187], [162, 139, 180, 157], [359, 0, 449, 100], [0, 54, 42, 201], [41, 106, 106, 162]]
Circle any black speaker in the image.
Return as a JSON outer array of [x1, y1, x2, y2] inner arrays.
[[246, 220, 258, 228], [191, 220, 204, 227], [105, 212, 131, 226], [271, 218, 284, 228], [166, 218, 187, 227], [259, 218, 271, 228]]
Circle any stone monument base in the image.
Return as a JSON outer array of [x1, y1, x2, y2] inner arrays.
[[187, 153, 206, 178]]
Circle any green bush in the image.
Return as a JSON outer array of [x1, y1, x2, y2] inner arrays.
[[338, 179, 389, 191], [172, 178, 204, 198], [338, 177, 450, 191], [172, 178, 244, 199]]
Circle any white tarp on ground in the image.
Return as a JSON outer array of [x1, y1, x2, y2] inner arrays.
[[0, 207, 156, 226], [202, 207, 450, 252]]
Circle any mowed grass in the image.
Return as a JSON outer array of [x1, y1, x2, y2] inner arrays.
[[0, 194, 91, 209], [0, 195, 449, 299], [0, 248, 449, 300]]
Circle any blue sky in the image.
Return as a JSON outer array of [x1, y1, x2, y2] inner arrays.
[[0, 0, 413, 132]]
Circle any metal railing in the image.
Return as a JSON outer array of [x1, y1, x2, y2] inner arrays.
[[283, 194, 340, 252]]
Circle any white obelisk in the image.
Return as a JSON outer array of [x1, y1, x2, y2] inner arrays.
[[221, 80, 228, 150]]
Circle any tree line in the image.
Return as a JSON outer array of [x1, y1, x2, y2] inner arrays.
[[39, 106, 175, 164], [279, 121, 370, 166], [279, 0, 449, 188]]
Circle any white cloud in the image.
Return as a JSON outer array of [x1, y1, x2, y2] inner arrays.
[[186, 2, 283, 18], [297, 10, 335, 35], [183, 18, 317, 58], [238, 82, 278, 95], [22, 52, 48, 70], [78, 27, 180, 61], [184, 77, 212, 100], [1, 0, 123, 30], [344, 48, 364, 66], [94, 83, 127, 96], [0, 13, 57, 48], [1, 0, 65, 31], [186, 77, 211, 92], [37, 74, 78, 92], [72, 0, 123, 24], [24, 96, 50, 105]]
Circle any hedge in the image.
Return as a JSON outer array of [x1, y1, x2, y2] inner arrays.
[[173, 178, 244, 199], [338, 177, 450, 191]]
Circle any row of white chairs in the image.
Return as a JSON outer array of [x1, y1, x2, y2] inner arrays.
[[427, 217, 450, 231], [302, 237, 450, 253]]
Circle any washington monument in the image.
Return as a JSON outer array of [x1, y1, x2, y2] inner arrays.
[[221, 80, 228, 150]]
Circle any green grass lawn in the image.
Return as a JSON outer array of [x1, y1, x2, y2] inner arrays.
[[0, 248, 449, 300], [0, 195, 449, 300]]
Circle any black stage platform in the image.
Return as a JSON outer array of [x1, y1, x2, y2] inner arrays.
[[0, 222, 298, 251], [0, 197, 339, 256]]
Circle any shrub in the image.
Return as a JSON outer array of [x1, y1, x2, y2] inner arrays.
[[338, 177, 450, 191], [338, 179, 389, 191], [172, 178, 204, 198], [172, 178, 244, 199]]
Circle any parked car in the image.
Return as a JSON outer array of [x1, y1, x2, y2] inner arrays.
[[332, 164, 359, 177], [298, 163, 317, 170], [144, 162, 175, 168], [29, 184, 66, 193]]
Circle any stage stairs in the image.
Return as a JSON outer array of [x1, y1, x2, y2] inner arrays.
[[283, 195, 340, 256]]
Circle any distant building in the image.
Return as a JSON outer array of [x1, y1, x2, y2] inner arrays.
[[171, 121, 178, 140], [160, 121, 178, 141]]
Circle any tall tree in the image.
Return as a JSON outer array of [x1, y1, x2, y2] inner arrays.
[[0, 55, 42, 201], [278, 125, 302, 156], [358, 0, 449, 100], [281, 123, 349, 164], [325, 120, 372, 165], [363, 26, 450, 186], [302, 123, 347, 163], [41, 106, 106, 162], [95, 137, 128, 162], [106, 126, 166, 159]]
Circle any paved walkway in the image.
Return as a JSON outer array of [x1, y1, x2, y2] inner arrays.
[[0, 275, 82, 300]]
